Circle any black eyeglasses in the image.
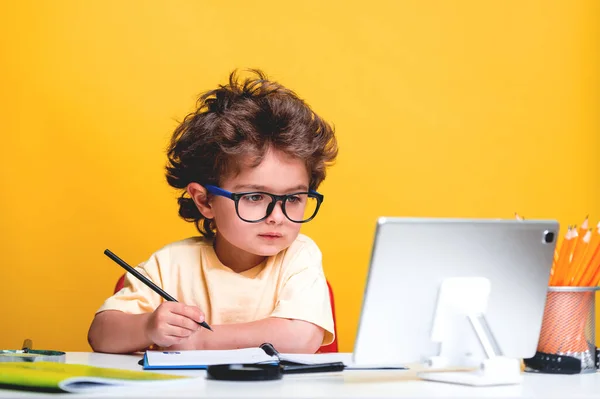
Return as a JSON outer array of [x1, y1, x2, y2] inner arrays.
[[204, 185, 324, 223]]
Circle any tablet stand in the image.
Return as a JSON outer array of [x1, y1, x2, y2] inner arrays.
[[417, 277, 523, 386]]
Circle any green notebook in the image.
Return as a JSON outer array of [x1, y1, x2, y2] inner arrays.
[[0, 361, 191, 393]]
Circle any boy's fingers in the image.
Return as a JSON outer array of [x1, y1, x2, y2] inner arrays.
[[171, 305, 205, 323], [190, 307, 205, 323], [166, 325, 192, 339], [169, 314, 199, 332]]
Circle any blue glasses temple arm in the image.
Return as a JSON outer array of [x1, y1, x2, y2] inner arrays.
[[204, 185, 234, 199]]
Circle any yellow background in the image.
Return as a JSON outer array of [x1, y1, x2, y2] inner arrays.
[[1, 1, 598, 353]]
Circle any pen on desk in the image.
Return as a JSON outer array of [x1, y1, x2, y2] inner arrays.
[[103, 249, 213, 332]]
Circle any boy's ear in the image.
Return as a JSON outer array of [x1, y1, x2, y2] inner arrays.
[[187, 183, 215, 219]]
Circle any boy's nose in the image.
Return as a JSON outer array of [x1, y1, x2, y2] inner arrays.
[[265, 201, 285, 224]]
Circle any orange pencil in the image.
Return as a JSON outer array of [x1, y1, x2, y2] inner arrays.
[[568, 216, 588, 264], [514, 212, 524, 221], [566, 228, 592, 285], [559, 227, 580, 285], [586, 237, 600, 286], [551, 226, 574, 286], [580, 216, 589, 231], [574, 222, 600, 286]]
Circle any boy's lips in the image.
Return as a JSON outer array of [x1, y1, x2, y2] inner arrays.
[[258, 232, 283, 238]]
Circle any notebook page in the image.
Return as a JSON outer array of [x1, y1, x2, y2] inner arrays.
[[146, 348, 274, 367]]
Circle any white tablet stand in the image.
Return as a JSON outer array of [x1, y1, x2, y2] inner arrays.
[[417, 277, 523, 386]]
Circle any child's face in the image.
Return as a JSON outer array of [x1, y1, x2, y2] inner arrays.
[[210, 148, 309, 258]]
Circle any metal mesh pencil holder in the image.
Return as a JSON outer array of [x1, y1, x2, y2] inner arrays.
[[524, 287, 600, 374]]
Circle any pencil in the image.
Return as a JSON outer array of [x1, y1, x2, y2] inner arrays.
[[103, 249, 213, 332], [514, 212, 524, 221], [587, 240, 600, 286], [551, 226, 574, 286], [573, 222, 600, 286], [565, 228, 591, 285], [567, 217, 588, 265]]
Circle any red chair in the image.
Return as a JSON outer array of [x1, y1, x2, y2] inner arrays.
[[113, 275, 338, 353], [317, 280, 339, 353], [114, 274, 126, 294]]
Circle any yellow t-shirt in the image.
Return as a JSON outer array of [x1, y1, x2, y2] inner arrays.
[[96, 233, 334, 346]]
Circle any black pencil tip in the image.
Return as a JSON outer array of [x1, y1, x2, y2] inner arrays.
[[198, 321, 213, 331]]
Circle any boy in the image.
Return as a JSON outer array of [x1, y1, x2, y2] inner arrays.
[[87, 70, 338, 354]]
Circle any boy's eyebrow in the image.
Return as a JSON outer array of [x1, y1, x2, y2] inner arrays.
[[233, 184, 309, 192]]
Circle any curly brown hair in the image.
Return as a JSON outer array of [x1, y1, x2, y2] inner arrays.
[[165, 69, 338, 237]]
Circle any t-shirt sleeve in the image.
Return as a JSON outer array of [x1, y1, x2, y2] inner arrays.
[[95, 253, 164, 315], [269, 240, 335, 346]]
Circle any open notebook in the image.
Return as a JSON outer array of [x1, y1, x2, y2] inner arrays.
[[143, 348, 407, 370], [0, 361, 192, 394]]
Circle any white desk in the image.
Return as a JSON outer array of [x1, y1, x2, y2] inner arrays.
[[1, 352, 599, 398]]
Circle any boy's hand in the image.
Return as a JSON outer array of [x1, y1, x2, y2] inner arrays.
[[145, 302, 205, 348], [167, 331, 203, 351]]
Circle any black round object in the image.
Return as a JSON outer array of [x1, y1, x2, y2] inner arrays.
[[206, 363, 283, 381], [543, 231, 555, 244]]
